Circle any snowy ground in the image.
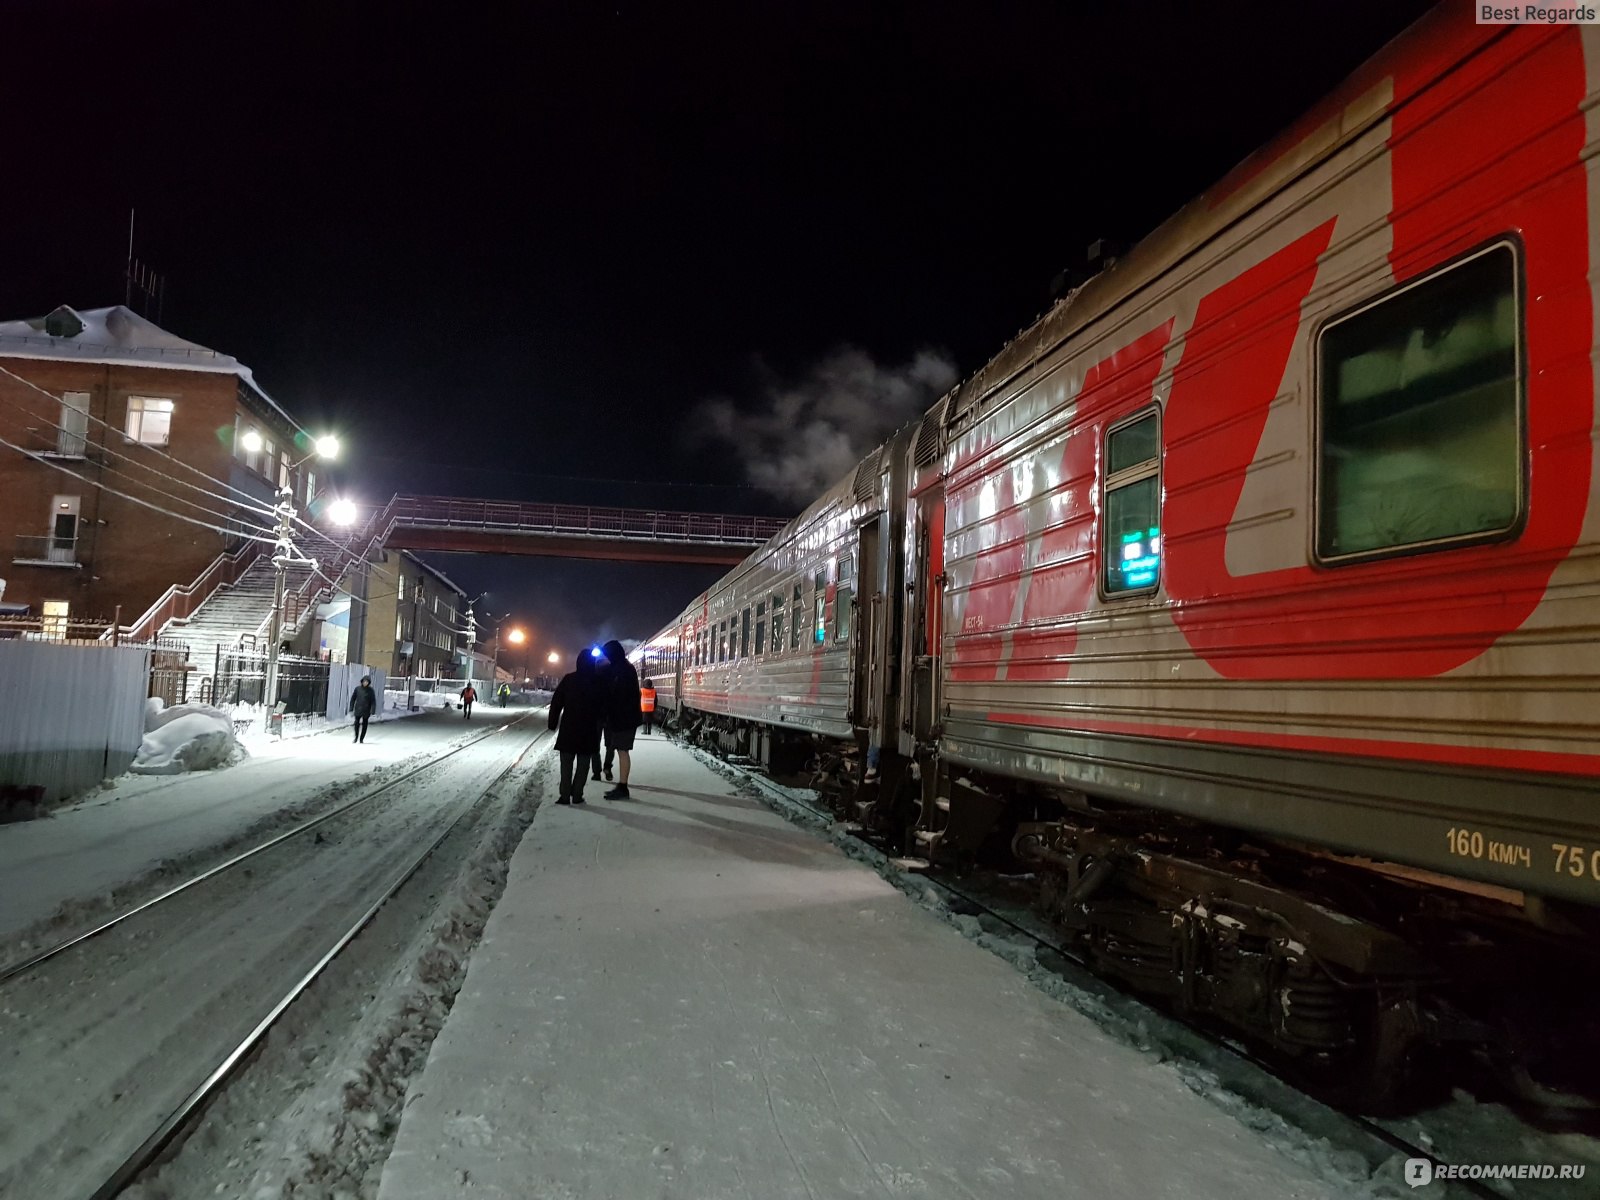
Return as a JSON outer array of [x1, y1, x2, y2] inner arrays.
[[0, 711, 551, 1200], [0, 705, 531, 948], [374, 736, 1365, 1200]]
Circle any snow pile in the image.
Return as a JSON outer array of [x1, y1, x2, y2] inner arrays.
[[130, 700, 246, 775]]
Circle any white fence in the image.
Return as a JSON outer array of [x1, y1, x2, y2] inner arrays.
[[326, 663, 386, 720], [0, 640, 152, 804]]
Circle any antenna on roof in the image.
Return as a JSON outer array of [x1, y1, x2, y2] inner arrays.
[[124, 209, 167, 323]]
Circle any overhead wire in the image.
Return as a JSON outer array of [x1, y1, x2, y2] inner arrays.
[[0, 363, 285, 520], [0, 431, 277, 545], [0, 390, 278, 535]]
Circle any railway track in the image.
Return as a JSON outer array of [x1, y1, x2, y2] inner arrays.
[[0, 712, 550, 1200], [702, 745, 1573, 1200]]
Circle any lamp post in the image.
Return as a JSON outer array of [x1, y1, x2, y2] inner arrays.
[[507, 626, 528, 688], [262, 434, 342, 731]]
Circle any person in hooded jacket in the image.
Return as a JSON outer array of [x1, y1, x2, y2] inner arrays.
[[548, 648, 604, 805], [600, 639, 642, 799], [348, 675, 377, 744]]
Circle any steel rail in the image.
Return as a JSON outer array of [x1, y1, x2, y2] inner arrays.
[[0, 711, 540, 987], [85, 721, 551, 1200], [702, 746, 1505, 1200]]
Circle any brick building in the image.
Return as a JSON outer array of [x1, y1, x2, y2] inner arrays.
[[0, 305, 324, 629], [341, 548, 470, 679]]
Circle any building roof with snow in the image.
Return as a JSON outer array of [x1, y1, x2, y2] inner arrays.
[[0, 304, 307, 437]]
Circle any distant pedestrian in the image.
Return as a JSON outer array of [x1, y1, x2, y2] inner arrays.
[[549, 648, 604, 805], [640, 681, 656, 735], [498, 683, 511, 708], [600, 640, 642, 799], [460, 683, 477, 719], [349, 675, 377, 744]]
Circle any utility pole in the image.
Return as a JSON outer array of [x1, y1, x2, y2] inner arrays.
[[263, 485, 316, 731]]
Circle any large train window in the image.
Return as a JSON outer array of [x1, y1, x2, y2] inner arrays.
[[770, 593, 785, 654], [791, 584, 803, 649], [1102, 410, 1162, 595], [719, 620, 728, 662], [835, 555, 853, 644], [740, 608, 751, 657], [755, 601, 766, 655], [1317, 242, 1521, 562]]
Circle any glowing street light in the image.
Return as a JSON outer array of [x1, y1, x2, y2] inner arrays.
[[314, 433, 341, 460], [546, 650, 560, 664], [240, 428, 264, 454], [328, 497, 358, 526], [508, 628, 527, 645]]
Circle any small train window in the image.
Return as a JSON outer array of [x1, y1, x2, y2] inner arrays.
[[1317, 243, 1521, 562], [771, 595, 785, 654], [740, 608, 751, 658], [835, 584, 852, 644], [720, 620, 729, 663], [755, 601, 766, 655], [813, 570, 827, 644], [791, 584, 803, 650], [1102, 411, 1161, 595]]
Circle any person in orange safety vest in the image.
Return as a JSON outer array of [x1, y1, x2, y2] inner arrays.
[[639, 681, 656, 735]]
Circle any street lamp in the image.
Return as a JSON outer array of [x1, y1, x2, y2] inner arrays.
[[327, 497, 358, 526], [263, 434, 343, 731]]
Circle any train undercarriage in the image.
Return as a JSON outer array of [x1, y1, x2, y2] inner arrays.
[[664, 705, 1600, 1119]]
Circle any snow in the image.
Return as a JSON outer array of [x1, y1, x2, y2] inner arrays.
[[130, 700, 243, 774], [0, 714, 552, 1200], [0, 711, 457, 944], [376, 736, 1349, 1200]]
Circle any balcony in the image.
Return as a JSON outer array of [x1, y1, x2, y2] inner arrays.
[[13, 535, 81, 567]]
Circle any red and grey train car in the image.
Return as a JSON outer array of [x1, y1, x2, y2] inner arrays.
[[640, 6, 1600, 1106]]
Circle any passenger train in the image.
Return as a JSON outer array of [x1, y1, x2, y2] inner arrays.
[[636, 5, 1600, 1109]]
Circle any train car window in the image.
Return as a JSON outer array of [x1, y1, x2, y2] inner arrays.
[[1317, 242, 1521, 561], [740, 608, 751, 657], [813, 569, 827, 644], [791, 584, 803, 649], [1102, 411, 1161, 595], [755, 601, 766, 655], [771, 597, 785, 654], [835, 585, 852, 643], [720, 620, 729, 662]]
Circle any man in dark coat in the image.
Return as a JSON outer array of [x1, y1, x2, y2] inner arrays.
[[548, 648, 604, 805], [600, 640, 642, 799], [348, 675, 377, 744]]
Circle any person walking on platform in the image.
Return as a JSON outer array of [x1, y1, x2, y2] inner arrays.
[[640, 680, 657, 735], [349, 675, 377, 744], [600, 640, 642, 799], [498, 682, 511, 708], [460, 683, 477, 719], [550, 648, 604, 805], [590, 650, 612, 782]]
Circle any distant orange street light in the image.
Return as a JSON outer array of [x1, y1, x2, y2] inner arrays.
[[507, 627, 527, 645], [547, 650, 560, 664]]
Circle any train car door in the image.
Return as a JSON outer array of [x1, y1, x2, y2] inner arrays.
[[851, 521, 881, 733], [910, 487, 945, 742]]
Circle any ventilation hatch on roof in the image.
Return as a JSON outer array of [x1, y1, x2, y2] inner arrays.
[[43, 306, 84, 339]]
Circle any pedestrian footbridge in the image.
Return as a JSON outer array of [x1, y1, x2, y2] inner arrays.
[[374, 495, 786, 565]]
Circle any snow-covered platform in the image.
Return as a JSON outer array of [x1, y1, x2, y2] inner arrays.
[[376, 737, 1340, 1200]]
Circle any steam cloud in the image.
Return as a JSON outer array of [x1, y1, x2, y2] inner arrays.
[[699, 347, 958, 503]]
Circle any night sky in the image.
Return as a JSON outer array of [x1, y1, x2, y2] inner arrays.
[[6, 0, 1434, 658]]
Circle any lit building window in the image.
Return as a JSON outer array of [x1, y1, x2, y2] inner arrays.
[[41, 599, 69, 640], [125, 397, 174, 446]]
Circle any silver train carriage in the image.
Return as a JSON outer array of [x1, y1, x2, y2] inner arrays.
[[640, 5, 1600, 1109]]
